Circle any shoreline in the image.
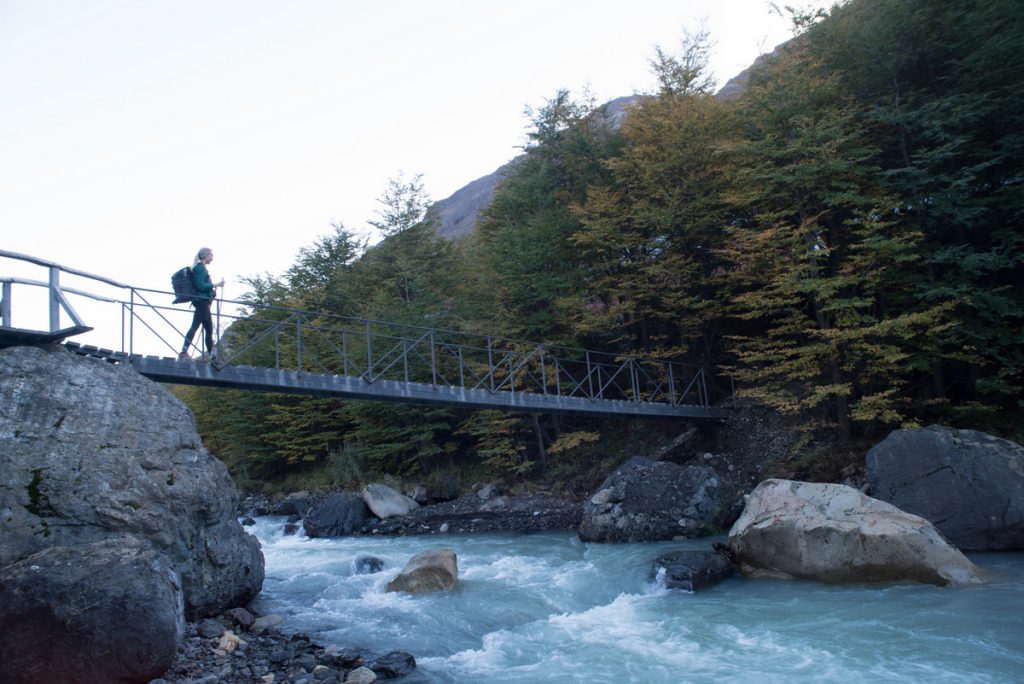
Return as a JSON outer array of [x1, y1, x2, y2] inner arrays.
[[155, 607, 415, 684]]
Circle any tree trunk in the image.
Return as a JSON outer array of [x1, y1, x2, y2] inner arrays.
[[531, 414, 548, 469]]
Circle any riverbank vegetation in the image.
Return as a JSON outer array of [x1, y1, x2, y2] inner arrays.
[[176, 0, 1023, 494]]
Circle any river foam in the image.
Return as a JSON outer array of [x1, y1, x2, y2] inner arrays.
[[249, 517, 1024, 683]]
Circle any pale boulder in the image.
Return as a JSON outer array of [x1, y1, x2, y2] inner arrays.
[[386, 548, 458, 593], [362, 483, 420, 519], [729, 479, 984, 586]]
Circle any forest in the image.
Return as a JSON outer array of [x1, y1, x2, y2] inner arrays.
[[176, 0, 1023, 494]]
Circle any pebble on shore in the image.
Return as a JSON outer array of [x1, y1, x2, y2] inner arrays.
[[150, 606, 415, 684]]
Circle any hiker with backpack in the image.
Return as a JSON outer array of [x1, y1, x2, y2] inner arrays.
[[179, 247, 225, 361]]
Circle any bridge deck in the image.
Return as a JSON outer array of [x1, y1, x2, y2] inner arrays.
[[64, 342, 730, 419]]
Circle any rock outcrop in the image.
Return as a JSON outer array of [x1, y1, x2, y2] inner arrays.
[[361, 483, 420, 519], [579, 457, 721, 542], [0, 536, 183, 684], [729, 479, 985, 586], [370, 493, 581, 535], [303, 492, 371, 537], [386, 548, 459, 593], [0, 345, 264, 619], [866, 425, 1024, 550]]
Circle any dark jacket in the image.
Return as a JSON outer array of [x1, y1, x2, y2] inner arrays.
[[190, 262, 215, 300]]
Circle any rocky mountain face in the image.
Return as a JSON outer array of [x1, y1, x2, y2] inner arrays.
[[430, 44, 787, 240]]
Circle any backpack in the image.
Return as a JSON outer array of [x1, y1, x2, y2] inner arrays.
[[171, 266, 197, 304]]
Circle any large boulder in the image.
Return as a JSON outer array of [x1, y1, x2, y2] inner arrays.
[[866, 425, 1024, 550], [362, 483, 420, 519], [0, 345, 264, 618], [303, 492, 371, 537], [579, 457, 721, 542], [0, 537, 184, 684], [385, 548, 458, 593], [729, 479, 985, 586]]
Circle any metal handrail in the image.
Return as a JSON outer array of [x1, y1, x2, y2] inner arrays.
[[1, 249, 731, 412]]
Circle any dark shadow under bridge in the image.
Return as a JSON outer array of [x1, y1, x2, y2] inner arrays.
[[1, 249, 732, 419]]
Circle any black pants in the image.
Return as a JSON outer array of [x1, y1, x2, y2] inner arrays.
[[182, 298, 214, 354]]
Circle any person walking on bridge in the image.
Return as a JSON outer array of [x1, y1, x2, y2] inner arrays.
[[179, 247, 224, 361]]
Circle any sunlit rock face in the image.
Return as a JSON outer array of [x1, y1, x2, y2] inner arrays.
[[728, 478, 984, 586]]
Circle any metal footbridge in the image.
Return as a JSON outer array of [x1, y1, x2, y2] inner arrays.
[[1, 250, 731, 419]]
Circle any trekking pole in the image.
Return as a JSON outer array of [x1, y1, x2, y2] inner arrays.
[[216, 285, 222, 347]]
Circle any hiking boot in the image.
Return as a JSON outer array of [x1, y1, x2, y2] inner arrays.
[[177, 351, 190, 361]]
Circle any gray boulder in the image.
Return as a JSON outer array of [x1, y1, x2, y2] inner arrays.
[[273, 490, 313, 517], [354, 554, 385, 574], [303, 492, 371, 537], [386, 548, 458, 593], [362, 483, 420, 519], [369, 651, 417, 679], [0, 345, 264, 618], [866, 425, 1024, 550], [579, 457, 722, 542], [729, 479, 985, 586], [0, 537, 183, 684], [652, 549, 736, 591]]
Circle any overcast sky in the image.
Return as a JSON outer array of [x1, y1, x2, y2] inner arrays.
[[1, 0, 793, 350]]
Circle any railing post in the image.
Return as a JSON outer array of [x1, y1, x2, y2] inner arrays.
[[48, 267, 60, 332], [586, 351, 594, 400], [540, 348, 547, 396], [2, 281, 11, 327], [342, 331, 348, 376], [630, 359, 640, 402], [128, 289, 135, 354], [403, 339, 409, 383], [296, 312, 303, 371], [487, 336, 494, 393], [668, 362, 676, 406], [430, 330, 437, 388], [366, 319, 373, 380]]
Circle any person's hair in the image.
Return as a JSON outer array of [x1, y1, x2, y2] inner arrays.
[[193, 247, 213, 268]]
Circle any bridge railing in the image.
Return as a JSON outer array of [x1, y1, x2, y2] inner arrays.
[[1, 249, 730, 410], [208, 303, 718, 408]]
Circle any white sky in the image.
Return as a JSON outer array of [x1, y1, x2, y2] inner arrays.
[[1, 0, 792, 351]]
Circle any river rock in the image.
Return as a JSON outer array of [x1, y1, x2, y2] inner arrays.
[[385, 548, 458, 593], [0, 536, 183, 684], [354, 554, 385, 574], [729, 479, 985, 586], [273, 490, 313, 517], [866, 425, 1024, 550], [0, 345, 264, 618], [347, 666, 378, 683], [369, 494, 581, 535], [651, 549, 736, 591], [579, 456, 722, 542], [369, 650, 417, 678], [303, 492, 371, 537], [362, 483, 420, 519]]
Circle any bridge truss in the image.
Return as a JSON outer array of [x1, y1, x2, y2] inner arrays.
[[1, 249, 732, 419]]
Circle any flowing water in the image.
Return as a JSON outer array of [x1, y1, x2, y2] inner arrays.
[[249, 517, 1024, 683]]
